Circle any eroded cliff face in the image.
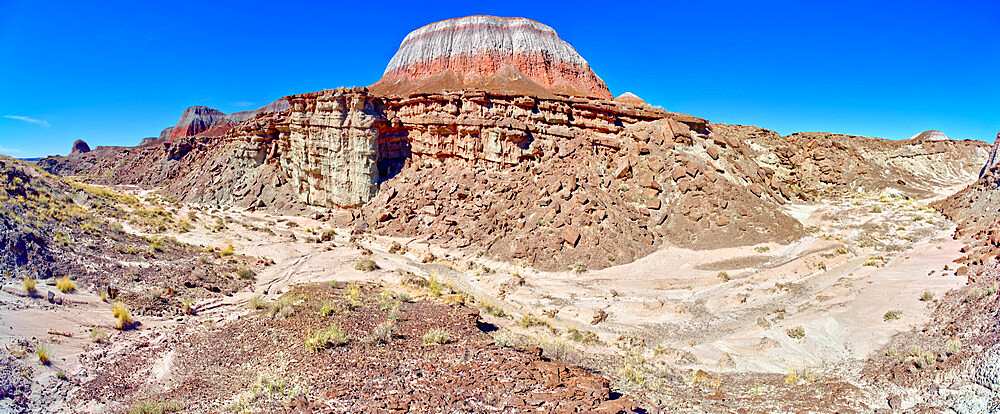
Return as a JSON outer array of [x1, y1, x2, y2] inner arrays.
[[370, 16, 611, 99], [38, 85, 991, 270], [281, 90, 386, 207]]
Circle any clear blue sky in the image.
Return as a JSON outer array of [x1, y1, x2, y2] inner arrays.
[[1, 0, 998, 158]]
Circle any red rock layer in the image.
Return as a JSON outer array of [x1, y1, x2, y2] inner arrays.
[[375, 50, 611, 99]]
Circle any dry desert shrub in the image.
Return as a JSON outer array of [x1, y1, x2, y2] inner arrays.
[[786, 325, 805, 339], [304, 324, 349, 351], [422, 328, 452, 345], [56, 276, 75, 293]]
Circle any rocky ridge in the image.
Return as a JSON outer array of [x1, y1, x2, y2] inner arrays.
[[160, 99, 290, 142]]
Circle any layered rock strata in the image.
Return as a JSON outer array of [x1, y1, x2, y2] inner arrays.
[[370, 16, 611, 99]]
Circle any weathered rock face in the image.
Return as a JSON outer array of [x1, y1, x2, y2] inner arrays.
[[71, 139, 90, 154], [981, 132, 1000, 177], [710, 124, 989, 200], [370, 16, 611, 99], [281, 89, 386, 207]]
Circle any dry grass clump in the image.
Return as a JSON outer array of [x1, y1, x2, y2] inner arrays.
[[946, 339, 962, 356], [304, 324, 349, 351], [36, 343, 51, 365], [22, 277, 36, 293], [883, 310, 903, 321], [966, 287, 984, 302], [128, 400, 185, 414], [567, 328, 601, 344], [355, 257, 379, 272], [248, 295, 266, 310], [365, 321, 395, 344], [56, 276, 75, 293], [318, 302, 340, 316], [717, 271, 730, 282], [112, 302, 133, 330], [492, 330, 522, 348], [920, 290, 934, 301], [422, 328, 452, 345], [785, 325, 805, 339], [90, 328, 109, 343], [220, 243, 235, 257]]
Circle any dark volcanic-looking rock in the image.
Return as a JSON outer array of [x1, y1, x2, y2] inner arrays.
[[71, 139, 90, 154], [370, 15, 611, 99]]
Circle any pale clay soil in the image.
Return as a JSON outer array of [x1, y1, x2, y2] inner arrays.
[[0, 183, 974, 411]]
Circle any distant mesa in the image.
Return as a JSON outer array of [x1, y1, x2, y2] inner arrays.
[[369, 15, 611, 99], [614, 92, 648, 107], [71, 139, 90, 154]]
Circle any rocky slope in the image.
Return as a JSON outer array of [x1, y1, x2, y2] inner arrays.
[[0, 156, 256, 316], [370, 16, 611, 99], [78, 283, 635, 413]]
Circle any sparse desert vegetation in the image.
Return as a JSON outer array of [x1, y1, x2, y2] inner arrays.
[[56, 276, 75, 292]]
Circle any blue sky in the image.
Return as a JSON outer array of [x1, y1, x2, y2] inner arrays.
[[1, 0, 998, 158]]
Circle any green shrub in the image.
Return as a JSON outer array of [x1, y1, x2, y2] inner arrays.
[[318, 302, 339, 316], [248, 295, 266, 310]]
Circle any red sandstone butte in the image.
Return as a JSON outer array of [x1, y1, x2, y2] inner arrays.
[[370, 15, 612, 99]]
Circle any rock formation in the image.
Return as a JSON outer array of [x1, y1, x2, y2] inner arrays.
[[908, 130, 951, 142], [370, 16, 611, 99], [70, 139, 90, 154], [158, 99, 290, 141], [981, 131, 1000, 177], [614, 92, 648, 107]]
